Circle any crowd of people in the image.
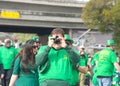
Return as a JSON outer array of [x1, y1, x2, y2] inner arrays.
[[0, 28, 120, 86]]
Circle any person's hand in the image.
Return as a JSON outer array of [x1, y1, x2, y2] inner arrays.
[[77, 66, 87, 74], [60, 37, 67, 48], [1, 74, 4, 78], [48, 37, 54, 47]]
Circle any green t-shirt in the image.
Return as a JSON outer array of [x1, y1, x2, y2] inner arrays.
[[96, 48, 117, 76], [0, 46, 2, 64], [77, 51, 88, 66], [91, 52, 99, 85], [12, 57, 39, 86], [0, 46, 17, 69], [15, 48, 21, 54], [39, 48, 72, 83], [91, 52, 99, 67], [91, 52, 99, 72]]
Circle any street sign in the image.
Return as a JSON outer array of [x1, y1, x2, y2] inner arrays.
[[1, 11, 20, 19]]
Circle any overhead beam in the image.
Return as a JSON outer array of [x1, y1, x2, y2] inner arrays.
[[0, 18, 86, 29]]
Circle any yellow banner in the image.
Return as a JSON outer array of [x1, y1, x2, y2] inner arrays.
[[1, 11, 20, 19]]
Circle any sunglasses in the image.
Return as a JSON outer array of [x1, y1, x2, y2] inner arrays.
[[33, 46, 38, 49]]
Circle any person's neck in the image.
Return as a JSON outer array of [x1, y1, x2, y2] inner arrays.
[[5, 46, 10, 48]]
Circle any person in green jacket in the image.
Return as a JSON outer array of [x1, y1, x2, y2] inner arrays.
[[9, 44, 39, 86], [0, 39, 17, 86], [36, 28, 80, 86], [96, 39, 120, 86], [64, 34, 79, 86], [64, 34, 90, 86], [0, 45, 4, 81]]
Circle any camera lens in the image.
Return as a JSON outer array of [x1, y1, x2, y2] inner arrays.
[[53, 36, 61, 44]]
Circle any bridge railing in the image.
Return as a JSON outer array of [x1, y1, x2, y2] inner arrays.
[[34, 0, 89, 3], [0, 0, 89, 7], [0, 9, 84, 25], [0, 9, 81, 18]]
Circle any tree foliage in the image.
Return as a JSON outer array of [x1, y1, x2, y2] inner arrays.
[[82, 0, 120, 52], [13, 33, 37, 43], [110, 1, 120, 51]]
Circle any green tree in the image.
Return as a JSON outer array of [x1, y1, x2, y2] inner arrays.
[[82, 0, 120, 51], [13, 33, 37, 43], [110, 1, 120, 51]]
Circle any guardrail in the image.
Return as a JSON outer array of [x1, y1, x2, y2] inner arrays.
[[0, 9, 81, 18], [0, 0, 88, 7]]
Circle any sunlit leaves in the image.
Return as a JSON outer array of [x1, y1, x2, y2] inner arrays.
[[82, 0, 120, 52], [82, 0, 114, 33]]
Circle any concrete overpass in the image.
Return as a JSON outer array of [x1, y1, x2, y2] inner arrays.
[[0, 0, 112, 52], [0, 0, 87, 34]]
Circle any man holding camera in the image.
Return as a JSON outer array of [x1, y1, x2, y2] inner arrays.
[[36, 28, 80, 86]]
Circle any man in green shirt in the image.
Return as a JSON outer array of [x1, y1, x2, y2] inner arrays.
[[36, 28, 80, 86], [77, 45, 89, 86], [0, 39, 17, 86], [96, 40, 120, 86]]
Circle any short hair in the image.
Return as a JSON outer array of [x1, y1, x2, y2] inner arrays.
[[4, 38, 11, 43], [51, 28, 65, 37]]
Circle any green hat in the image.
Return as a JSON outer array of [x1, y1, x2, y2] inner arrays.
[[32, 36, 37, 41], [106, 40, 115, 46], [64, 34, 74, 44], [48, 35, 52, 40]]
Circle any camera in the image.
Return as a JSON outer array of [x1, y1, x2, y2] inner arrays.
[[52, 36, 61, 44]]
